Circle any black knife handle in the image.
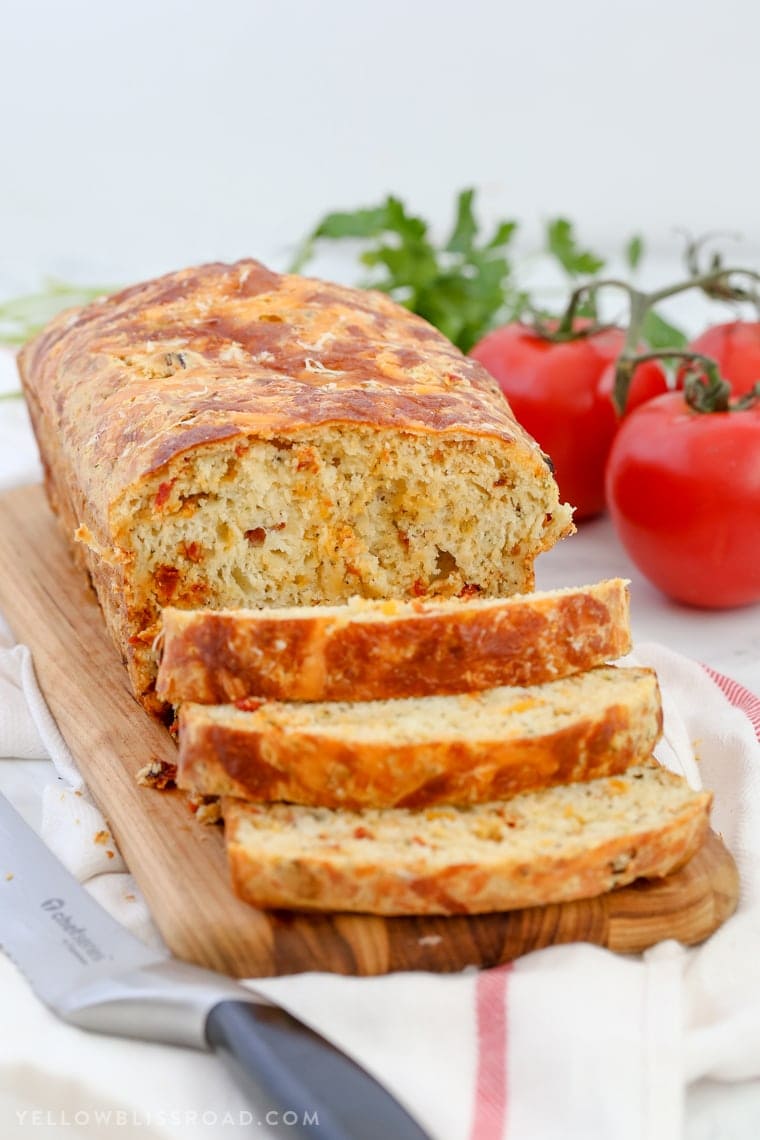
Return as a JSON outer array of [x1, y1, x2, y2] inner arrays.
[[205, 1000, 430, 1139]]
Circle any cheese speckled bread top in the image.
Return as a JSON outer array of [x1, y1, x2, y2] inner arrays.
[[178, 665, 662, 809], [18, 260, 573, 714], [19, 259, 565, 526], [157, 578, 631, 705], [222, 760, 712, 915]]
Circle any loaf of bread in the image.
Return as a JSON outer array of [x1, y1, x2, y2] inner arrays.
[[178, 665, 661, 809], [18, 260, 573, 715], [157, 578, 630, 705], [222, 760, 711, 915]]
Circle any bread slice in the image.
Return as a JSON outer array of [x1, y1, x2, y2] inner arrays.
[[18, 259, 573, 716], [178, 665, 662, 809], [157, 578, 631, 705], [222, 760, 711, 915]]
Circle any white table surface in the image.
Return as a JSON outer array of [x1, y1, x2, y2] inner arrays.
[[1, 345, 759, 1137]]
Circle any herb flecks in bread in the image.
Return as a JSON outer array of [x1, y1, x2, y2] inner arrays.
[[222, 761, 711, 915], [177, 665, 662, 809], [157, 578, 631, 705]]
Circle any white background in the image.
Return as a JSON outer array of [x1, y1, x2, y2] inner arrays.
[[1, 0, 759, 292]]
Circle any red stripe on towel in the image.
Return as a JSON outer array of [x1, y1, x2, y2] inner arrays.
[[470, 963, 511, 1140], [702, 666, 760, 742]]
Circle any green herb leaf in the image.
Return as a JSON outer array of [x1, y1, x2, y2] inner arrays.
[[313, 205, 392, 240], [445, 189, 478, 254], [360, 239, 440, 292], [288, 204, 395, 273], [486, 220, 518, 250], [383, 196, 429, 242], [546, 218, 605, 277], [414, 253, 513, 353], [0, 280, 114, 347], [291, 190, 522, 350], [641, 308, 688, 350], [625, 234, 644, 271]]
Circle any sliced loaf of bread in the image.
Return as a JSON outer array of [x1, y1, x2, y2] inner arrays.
[[178, 665, 662, 809], [157, 578, 631, 705], [222, 760, 711, 915], [19, 260, 573, 716]]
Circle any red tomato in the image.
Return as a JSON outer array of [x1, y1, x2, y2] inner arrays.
[[605, 392, 760, 608], [684, 321, 760, 397], [470, 324, 666, 520]]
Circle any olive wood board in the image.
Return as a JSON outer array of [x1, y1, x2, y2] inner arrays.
[[0, 484, 740, 978]]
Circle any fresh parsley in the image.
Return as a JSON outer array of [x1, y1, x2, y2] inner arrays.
[[293, 193, 617, 350], [291, 190, 525, 352], [545, 218, 606, 278], [0, 280, 113, 347]]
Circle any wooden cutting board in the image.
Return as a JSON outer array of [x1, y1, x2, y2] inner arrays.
[[0, 484, 739, 977]]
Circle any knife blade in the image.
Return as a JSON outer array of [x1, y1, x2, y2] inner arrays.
[[0, 793, 430, 1139]]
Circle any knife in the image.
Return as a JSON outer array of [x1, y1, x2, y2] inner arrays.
[[0, 793, 430, 1139]]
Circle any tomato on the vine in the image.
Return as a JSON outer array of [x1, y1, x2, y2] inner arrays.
[[685, 321, 760, 397], [597, 358, 669, 415], [605, 390, 760, 608], [470, 323, 666, 519]]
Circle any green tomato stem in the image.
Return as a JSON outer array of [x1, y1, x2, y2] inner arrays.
[[612, 350, 733, 414], [555, 278, 636, 339], [579, 266, 760, 413]]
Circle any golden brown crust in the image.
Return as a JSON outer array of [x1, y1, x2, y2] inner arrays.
[[222, 788, 712, 916], [157, 579, 631, 705], [18, 259, 561, 546], [179, 667, 662, 809]]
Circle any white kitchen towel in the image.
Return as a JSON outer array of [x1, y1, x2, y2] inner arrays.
[[1, 631, 759, 1140]]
